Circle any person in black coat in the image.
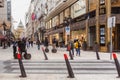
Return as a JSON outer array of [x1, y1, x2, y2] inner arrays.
[[44, 37, 49, 47], [18, 38, 27, 57], [13, 40, 17, 59]]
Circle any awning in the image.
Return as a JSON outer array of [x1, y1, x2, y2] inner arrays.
[[45, 28, 64, 36]]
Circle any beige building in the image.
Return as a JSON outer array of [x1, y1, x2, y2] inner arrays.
[[0, 0, 4, 7], [25, 0, 47, 42], [44, 0, 120, 52], [0, 0, 11, 46], [14, 21, 25, 39], [26, 0, 120, 52]]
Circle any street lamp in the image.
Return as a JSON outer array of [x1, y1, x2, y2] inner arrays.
[[63, 15, 72, 44]]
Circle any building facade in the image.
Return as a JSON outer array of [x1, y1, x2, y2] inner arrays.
[[26, 0, 120, 52], [14, 20, 25, 39], [0, 0, 4, 7], [25, 0, 47, 42], [0, 0, 12, 46], [44, 0, 120, 52]]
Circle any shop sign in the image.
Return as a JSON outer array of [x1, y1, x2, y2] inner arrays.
[[107, 16, 116, 28]]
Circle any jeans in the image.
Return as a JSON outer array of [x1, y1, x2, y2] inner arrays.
[[76, 48, 80, 56], [38, 45, 40, 50], [71, 48, 74, 55]]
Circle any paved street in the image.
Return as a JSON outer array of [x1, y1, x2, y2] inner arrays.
[[0, 45, 120, 80]]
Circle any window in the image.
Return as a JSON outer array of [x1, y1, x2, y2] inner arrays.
[[100, 25, 105, 46], [111, 7, 120, 14], [100, 0, 105, 5], [89, 10, 96, 18]]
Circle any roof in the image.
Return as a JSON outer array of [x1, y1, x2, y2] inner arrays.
[[17, 20, 24, 28]]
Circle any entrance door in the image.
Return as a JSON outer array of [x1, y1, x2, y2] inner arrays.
[[89, 26, 96, 49], [115, 24, 120, 50]]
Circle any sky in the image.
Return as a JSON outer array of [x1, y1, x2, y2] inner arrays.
[[11, 0, 31, 29]]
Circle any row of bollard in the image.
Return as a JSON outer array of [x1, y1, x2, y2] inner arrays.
[[16, 46, 120, 79]]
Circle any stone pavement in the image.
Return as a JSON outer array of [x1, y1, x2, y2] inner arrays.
[[0, 45, 120, 80]]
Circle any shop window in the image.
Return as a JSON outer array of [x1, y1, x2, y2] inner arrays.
[[99, 8, 106, 15], [100, 25, 105, 46], [111, 7, 120, 14], [99, 0, 106, 15], [88, 10, 96, 18]]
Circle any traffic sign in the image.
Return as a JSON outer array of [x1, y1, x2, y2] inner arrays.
[[65, 26, 70, 35], [108, 16, 116, 28]]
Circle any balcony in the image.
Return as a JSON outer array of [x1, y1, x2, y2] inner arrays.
[[99, 14, 107, 24], [71, 20, 86, 31], [45, 27, 64, 36], [88, 17, 96, 26], [111, 14, 120, 24]]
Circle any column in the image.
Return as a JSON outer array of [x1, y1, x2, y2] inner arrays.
[[96, 0, 100, 44]]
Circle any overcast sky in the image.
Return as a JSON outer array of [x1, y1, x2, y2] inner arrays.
[[11, 0, 31, 29]]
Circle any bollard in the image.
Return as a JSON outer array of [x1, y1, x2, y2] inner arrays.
[[67, 45, 73, 60], [42, 47, 48, 60], [17, 49, 27, 77], [94, 43, 100, 60], [64, 54, 75, 78], [69, 50, 73, 60], [96, 50, 100, 60], [113, 53, 120, 78]]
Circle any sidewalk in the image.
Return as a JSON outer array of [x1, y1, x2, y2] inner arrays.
[[26, 45, 120, 61], [0, 45, 120, 80]]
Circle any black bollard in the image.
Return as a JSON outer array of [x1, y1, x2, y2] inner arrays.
[[94, 42, 100, 60], [69, 50, 73, 60], [96, 50, 100, 60], [67, 45, 73, 60], [42, 47, 48, 60], [64, 54, 75, 78], [113, 53, 120, 78], [17, 53, 27, 77]]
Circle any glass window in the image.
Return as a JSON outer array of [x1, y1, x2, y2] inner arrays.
[[52, 17, 55, 27], [71, 0, 86, 18], [65, 8, 70, 18], [56, 16, 59, 26], [49, 20, 52, 28], [60, 12, 63, 24]]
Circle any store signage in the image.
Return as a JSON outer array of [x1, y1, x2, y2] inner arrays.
[[73, 0, 86, 18]]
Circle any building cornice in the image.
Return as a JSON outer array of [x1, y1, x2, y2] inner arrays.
[[45, 0, 78, 22]]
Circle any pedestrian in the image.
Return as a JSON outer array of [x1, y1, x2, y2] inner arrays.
[[74, 40, 81, 56], [77, 41, 81, 56], [13, 40, 17, 59], [52, 37, 56, 49], [26, 40, 30, 49], [18, 38, 27, 58], [70, 40, 74, 56], [31, 40, 33, 47], [36, 39, 41, 50], [44, 37, 49, 48]]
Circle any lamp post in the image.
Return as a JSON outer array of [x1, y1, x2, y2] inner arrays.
[[64, 15, 72, 45]]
